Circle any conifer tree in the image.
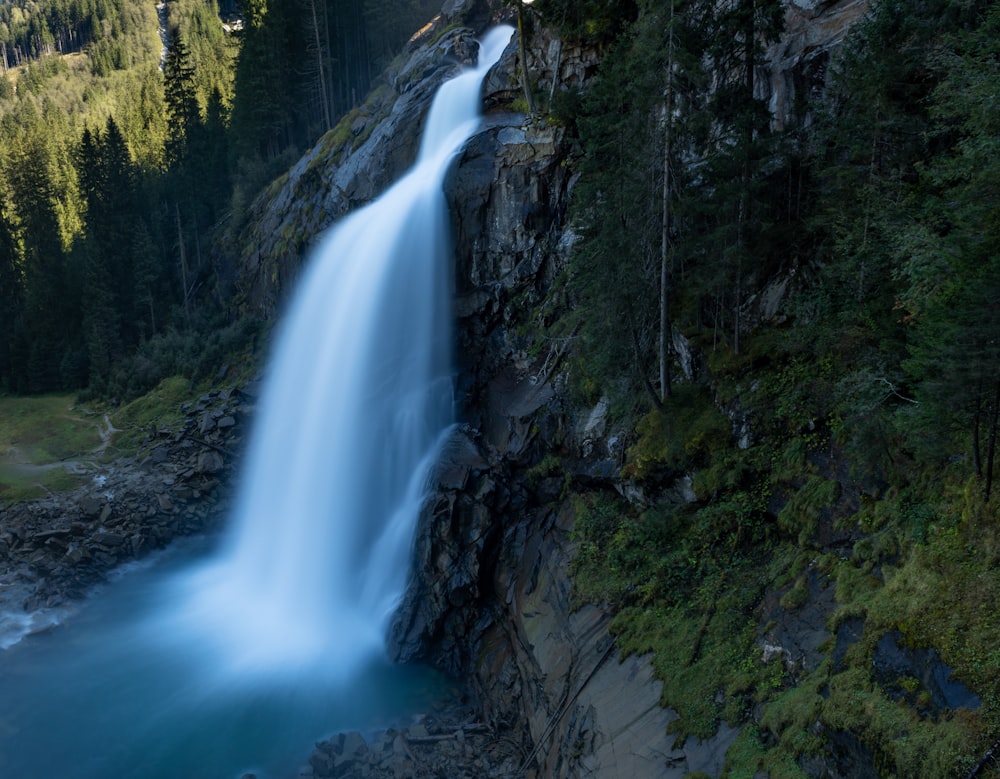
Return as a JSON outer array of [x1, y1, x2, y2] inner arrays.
[[897, 2, 1000, 497], [164, 31, 200, 168], [4, 100, 81, 390], [0, 193, 25, 391]]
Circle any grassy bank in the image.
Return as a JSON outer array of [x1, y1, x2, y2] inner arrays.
[[0, 394, 106, 502]]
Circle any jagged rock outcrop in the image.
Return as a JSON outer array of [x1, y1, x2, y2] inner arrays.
[[765, 0, 870, 128]]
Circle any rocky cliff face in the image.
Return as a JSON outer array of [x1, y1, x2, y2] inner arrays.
[[224, 1, 874, 775]]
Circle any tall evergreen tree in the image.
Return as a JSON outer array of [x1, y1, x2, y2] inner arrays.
[[897, 2, 1000, 497], [163, 31, 201, 168], [3, 100, 82, 390], [0, 192, 26, 392]]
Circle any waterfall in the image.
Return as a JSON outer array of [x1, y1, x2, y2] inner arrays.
[[0, 27, 516, 779], [164, 26, 515, 679]]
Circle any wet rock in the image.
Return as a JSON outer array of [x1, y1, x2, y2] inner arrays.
[[310, 704, 520, 779], [196, 451, 225, 474], [873, 630, 983, 715], [758, 570, 836, 677]]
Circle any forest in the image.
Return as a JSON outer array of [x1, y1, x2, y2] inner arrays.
[[531, 0, 1000, 774], [0, 0, 439, 399]]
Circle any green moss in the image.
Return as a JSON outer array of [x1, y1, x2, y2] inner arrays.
[[623, 385, 730, 480], [109, 376, 193, 454], [821, 667, 980, 778], [777, 475, 839, 546], [760, 677, 826, 755], [779, 577, 809, 611], [611, 561, 765, 742], [724, 724, 811, 779]]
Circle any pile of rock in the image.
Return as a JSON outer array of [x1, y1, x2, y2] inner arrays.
[[302, 706, 523, 779], [0, 385, 252, 620]]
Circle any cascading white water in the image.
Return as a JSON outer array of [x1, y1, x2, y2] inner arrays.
[[0, 27, 515, 779], [165, 25, 516, 678]]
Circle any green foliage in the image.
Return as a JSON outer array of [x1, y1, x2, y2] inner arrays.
[[108, 375, 193, 453], [0, 0, 434, 400], [891, 3, 1000, 498], [526, 0, 637, 43], [623, 385, 729, 480], [0, 393, 103, 502], [777, 476, 839, 547], [98, 314, 263, 404]]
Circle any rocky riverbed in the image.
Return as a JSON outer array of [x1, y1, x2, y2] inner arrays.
[[301, 701, 524, 779], [0, 385, 248, 645]]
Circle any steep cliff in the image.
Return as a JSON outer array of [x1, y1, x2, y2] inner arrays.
[[226, 2, 955, 777]]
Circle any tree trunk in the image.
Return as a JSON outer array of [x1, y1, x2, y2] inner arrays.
[[972, 376, 984, 478], [659, 0, 676, 402], [734, 0, 756, 357], [175, 203, 191, 325], [306, 0, 332, 131], [985, 377, 1000, 501], [548, 36, 562, 108]]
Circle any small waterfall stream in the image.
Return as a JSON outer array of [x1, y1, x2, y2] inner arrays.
[[0, 26, 513, 779]]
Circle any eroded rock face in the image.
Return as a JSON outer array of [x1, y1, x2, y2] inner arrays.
[[765, 0, 871, 129]]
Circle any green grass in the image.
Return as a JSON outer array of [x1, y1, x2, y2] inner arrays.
[[107, 375, 194, 455], [0, 393, 105, 502], [0, 394, 103, 463], [0, 374, 223, 503]]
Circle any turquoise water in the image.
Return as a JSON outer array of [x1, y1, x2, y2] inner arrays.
[[0, 539, 452, 779]]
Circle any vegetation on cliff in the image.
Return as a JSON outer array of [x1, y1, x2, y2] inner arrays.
[[521, 0, 1000, 775]]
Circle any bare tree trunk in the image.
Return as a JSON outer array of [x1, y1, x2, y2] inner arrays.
[[548, 36, 562, 108], [973, 376, 984, 478], [306, 0, 332, 130], [175, 203, 191, 325], [734, 0, 757, 357], [659, 0, 676, 402]]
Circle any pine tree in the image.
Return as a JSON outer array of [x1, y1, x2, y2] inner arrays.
[[897, 2, 1000, 497], [0, 192, 26, 391], [3, 100, 81, 390], [571, 0, 701, 406], [163, 31, 200, 168]]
